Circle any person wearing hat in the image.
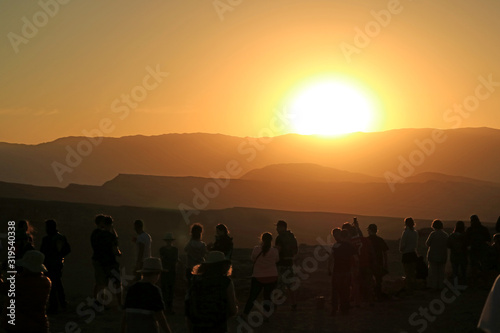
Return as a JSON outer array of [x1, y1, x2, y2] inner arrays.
[[159, 232, 179, 314], [2, 251, 51, 333], [122, 257, 171, 333], [367, 223, 389, 301], [185, 251, 238, 332]]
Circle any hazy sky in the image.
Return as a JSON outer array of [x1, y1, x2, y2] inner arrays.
[[1, 0, 499, 143]]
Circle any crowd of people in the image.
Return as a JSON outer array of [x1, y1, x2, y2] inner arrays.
[[1, 214, 500, 333]]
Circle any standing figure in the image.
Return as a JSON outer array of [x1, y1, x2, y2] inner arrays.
[[208, 224, 234, 260], [122, 257, 171, 333], [447, 221, 468, 284], [426, 219, 449, 290], [399, 217, 419, 292], [275, 220, 298, 310], [185, 251, 238, 333], [40, 219, 71, 314], [466, 215, 491, 277], [184, 223, 207, 287], [159, 233, 178, 314], [133, 220, 152, 275], [330, 229, 359, 316], [243, 232, 279, 319], [367, 224, 389, 301]]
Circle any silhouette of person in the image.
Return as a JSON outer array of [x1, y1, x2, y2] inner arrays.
[[447, 221, 468, 284], [426, 219, 449, 290], [330, 228, 358, 316], [184, 223, 207, 287], [90, 214, 121, 307], [275, 220, 298, 310], [466, 215, 491, 283], [103, 216, 122, 307], [399, 217, 419, 292], [40, 219, 70, 314], [133, 220, 152, 276], [185, 251, 238, 332], [122, 257, 172, 333], [243, 232, 279, 319], [342, 221, 364, 306], [1, 251, 51, 333], [367, 224, 389, 301], [159, 233, 179, 314], [208, 224, 234, 260], [15, 220, 35, 261]]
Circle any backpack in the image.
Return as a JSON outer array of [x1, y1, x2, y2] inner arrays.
[[186, 275, 230, 328]]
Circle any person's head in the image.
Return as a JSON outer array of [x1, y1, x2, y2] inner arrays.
[[94, 214, 107, 229], [192, 251, 232, 277], [342, 222, 357, 237], [470, 215, 482, 228], [190, 223, 203, 241], [45, 219, 57, 234], [340, 229, 350, 242], [404, 217, 415, 230], [367, 224, 378, 236], [260, 232, 273, 255], [134, 219, 144, 234], [331, 228, 342, 242], [276, 220, 287, 234], [215, 223, 229, 237], [431, 219, 443, 230], [138, 257, 163, 283], [454, 221, 465, 234], [163, 232, 175, 246]]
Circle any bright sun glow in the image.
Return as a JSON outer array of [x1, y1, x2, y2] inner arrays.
[[287, 80, 376, 136]]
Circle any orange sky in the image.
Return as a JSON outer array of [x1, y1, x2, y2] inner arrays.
[[1, 0, 499, 144]]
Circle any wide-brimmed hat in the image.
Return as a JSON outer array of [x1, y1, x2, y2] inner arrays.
[[16, 250, 47, 273], [137, 257, 165, 273], [206, 251, 230, 264], [163, 232, 175, 241]]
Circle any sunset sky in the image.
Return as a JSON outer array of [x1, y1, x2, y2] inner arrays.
[[1, 0, 499, 144]]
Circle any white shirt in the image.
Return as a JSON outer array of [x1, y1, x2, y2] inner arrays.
[[136, 231, 152, 259], [399, 228, 418, 254]]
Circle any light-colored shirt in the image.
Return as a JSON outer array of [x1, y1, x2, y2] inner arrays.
[[426, 229, 449, 263], [251, 245, 279, 278], [184, 239, 207, 269], [136, 231, 152, 260], [399, 228, 418, 254]]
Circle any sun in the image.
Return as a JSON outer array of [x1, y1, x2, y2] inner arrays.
[[286, 80, 377, 136]]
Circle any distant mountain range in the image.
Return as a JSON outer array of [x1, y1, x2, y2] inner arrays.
[[1, 163, 498, 221], [1, 127, 500, 187]]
